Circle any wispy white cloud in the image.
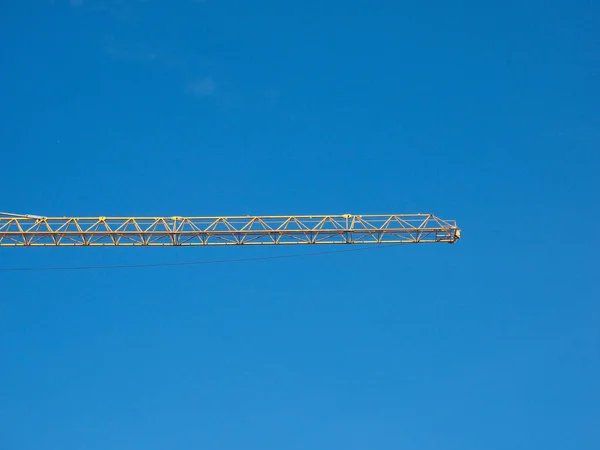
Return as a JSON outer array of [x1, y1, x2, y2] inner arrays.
[[187, 77, 216, 96], [103, 36, 191, 68], [103, 38, 217, 99], [85, 4, 217, 100], [104, 42, 159, 62]]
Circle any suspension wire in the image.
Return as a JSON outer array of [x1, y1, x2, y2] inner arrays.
[[0, 243, 404, 272]]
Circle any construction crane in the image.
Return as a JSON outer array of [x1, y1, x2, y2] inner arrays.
[[0, 212, 460, 247]]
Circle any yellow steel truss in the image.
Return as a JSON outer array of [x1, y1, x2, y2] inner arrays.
[[0, 213, 460, 246]]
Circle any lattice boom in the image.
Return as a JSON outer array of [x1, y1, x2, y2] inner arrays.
[[0, 214, 461, 246]]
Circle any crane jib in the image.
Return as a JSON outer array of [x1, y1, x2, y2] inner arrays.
[[0, 214, 461, 246]]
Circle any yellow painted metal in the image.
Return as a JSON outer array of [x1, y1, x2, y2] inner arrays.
[[0, 213, 460, 246]]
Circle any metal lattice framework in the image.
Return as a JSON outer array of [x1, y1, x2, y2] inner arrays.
[[0, 213, 460, 246]]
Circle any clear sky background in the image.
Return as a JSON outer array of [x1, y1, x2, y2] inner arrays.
[[1, 1, 599, 449]]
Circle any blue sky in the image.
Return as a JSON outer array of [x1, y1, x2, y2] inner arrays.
[[1, 1, 599, 449]]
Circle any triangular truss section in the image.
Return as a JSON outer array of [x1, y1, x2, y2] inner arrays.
[[0, 214, 460, 246]]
